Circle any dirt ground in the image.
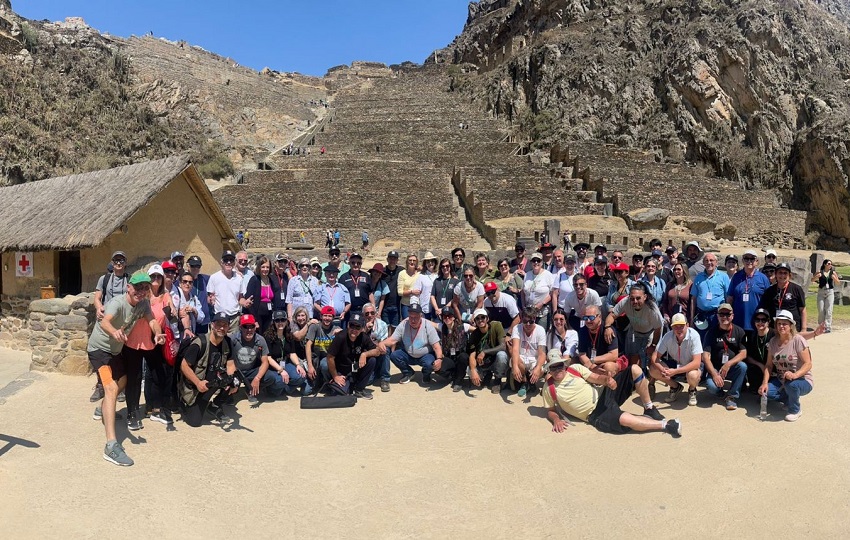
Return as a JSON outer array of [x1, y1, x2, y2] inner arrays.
[[1, 331, 849, 539]]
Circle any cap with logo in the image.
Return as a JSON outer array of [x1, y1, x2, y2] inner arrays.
[[670, 313, 688, 326], [148, 264, 164, 276], [665, 245, 676, 254], [210, 312, 229, 324], [408, 303, 423, 314], [320, 306, 335, 316], [275, 252, 288, 262], [441, 306, 455, 317], [170, 251, 184, 260], [239, 314, 256, 326], [530, 252, 543, 261], [717, 303, 733, 313], [472, 308, 489, 320], [387, 250, 400, 259], [594, 255, 608, 264], [349, 312, 365, 327], [564, 253, 576, 262], [324, 265, 340, 274], [775, 262, 791, 272], [484, 281, 498, 293], [161, 260, 178, 271], [187, 255, 202, 267], [221, 250, 236, 260], [272, 310, 287, 321], [725, 254, 739, 263]]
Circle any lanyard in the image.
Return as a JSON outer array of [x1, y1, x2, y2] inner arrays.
[[406, 321, 422, 348], [722, 325, 733, 354], [299, 277, 311, 296], [757, 333, 768, 363], [777, 282, 790, 310], [327, 284, 338, 301], [589, 328, 600, 350]]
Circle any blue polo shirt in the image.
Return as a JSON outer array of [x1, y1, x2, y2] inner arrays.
[[691, 270, 730, 313], [727, 270, 771, 331], [318, 283, 350, 316]]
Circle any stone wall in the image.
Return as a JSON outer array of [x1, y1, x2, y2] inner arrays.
[[0, 294, 96, 374]]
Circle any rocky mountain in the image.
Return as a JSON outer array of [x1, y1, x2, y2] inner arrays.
[[0, 1, 325, 184], [433, 0, 850, 249]]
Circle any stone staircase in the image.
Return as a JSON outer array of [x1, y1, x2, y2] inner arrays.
[[214, 65, 602, 252]]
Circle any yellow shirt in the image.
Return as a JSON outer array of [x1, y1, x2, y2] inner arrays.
[[397, 270, 420, 306], [541, 364, 599, 421]]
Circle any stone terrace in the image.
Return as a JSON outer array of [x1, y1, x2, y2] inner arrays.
[[215, 65, 604, 251], [566, 141, 809, 240]]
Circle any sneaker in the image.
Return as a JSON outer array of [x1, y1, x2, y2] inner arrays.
[[665, 383, 683, 403], [665, 418, 682, 438], [422, 373, 434, 384], [127, 413, 143, 431], [246, 394, 259, 404], [89, 383, 104, 402], [353, 389, 374, 400], [117, 391, 126, 403], [517, 384, 528, 398], [92, 406, 102, 421], [490, 380, 502, 394], [687, 389, 697, 406], [785, 411, 802, 422], [399, 374, 414, 384], [725, 397, 738, 411], [644, 406, 665, 421], [209, 405, 230, 422], [103, 442, 134, 466], [380, 380, 390, 392], [452, 384, 462, 392], [149, 411, 173, 425]]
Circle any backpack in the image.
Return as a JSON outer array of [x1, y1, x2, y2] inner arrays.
[[99, 272, 128, 303], [178, 335, 231, 406], [162, 325, 179, 366]]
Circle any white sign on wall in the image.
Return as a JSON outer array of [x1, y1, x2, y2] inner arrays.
[[15, 252, 34, 278]]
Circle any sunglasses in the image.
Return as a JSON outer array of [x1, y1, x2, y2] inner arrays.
[[754, 318, 769, 323], [474, 316, 487, 322], [364, 311, 376, 316], [189, 264, 201, 268], [611, 256, 622, 260], [180, 279, 193, 284], [485, 291, 496, 296], [548, 363, 566, 372], [133, 285, 151, 292], [241, 324, 255, 329], [718, 312, 732, 318], [575, 283, 587, 288], [164, 270, 177, 275], [274, 318, 287, 323], [464, 275, 475, 279], [237, 259, 248, 264], [531, 259, 542, 264], [112, 259, 126, 265], [351, 261, 362, 265], [223, 259, 235, 265], [581, 315, 597, 321], [453, 254, 464, 259], [743, 257, 756, 262], [440, 264, 451, 268]]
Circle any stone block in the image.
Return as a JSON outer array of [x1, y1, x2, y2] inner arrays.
[[56, 314, 89, 332], [671, 216, 716, 235], [624, 208, 670, 231], [70, 295, 94, 310], [836, 280, 850, 306], [29, 321, 45, 332], [29, 298, 72, 315], [58, 355, 91, 376], [714, 222, 737, 240]]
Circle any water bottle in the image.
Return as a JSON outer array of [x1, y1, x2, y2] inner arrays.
[[759, 393, 768, 421]]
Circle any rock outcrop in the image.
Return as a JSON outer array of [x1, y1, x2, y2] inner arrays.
[[432, 0, 850, 246]]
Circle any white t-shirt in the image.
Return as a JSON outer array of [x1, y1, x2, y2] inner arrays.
[[207, 270, 242, 316], [523, 269, 555, 307], [656, 327, 703, 368], [511, 323, 547, 368], [564, 289, 602, 317], [556, 272, 577, 310], [412, 273, 437, 314], [454, 281, 485, 315], [484, 292, 519, 330]]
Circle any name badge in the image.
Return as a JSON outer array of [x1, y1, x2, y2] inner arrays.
[[450, 347, 456, 356], [721, 353, 729, 364], [266, 302, 272, 311], [742, 293, 749, 302], [706, 292, 713, 300], [439, 298, 446, 306], [590, 349, 596, 361], [580, 320, 585, 328], [280, 292, 286, 301], [355, 288, 361, 298]]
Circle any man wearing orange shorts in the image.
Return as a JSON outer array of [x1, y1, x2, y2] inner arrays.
[[87, 272, 163, 466]]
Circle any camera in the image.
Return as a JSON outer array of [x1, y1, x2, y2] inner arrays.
[[207, 367, 245, 392]]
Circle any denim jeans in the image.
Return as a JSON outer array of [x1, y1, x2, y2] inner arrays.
[[390, 349, 436, 377], [282, 363, 311, 395], [474, 351, 509, 382], [704, 361, 747, 399], [765, 377, 812, 414], [369, 353, 391, 383], [241, 366, 287, 397], [382, 304, 400, 327]]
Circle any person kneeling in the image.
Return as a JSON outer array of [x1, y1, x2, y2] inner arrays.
[[179, 313, 239, 426], [230, 314, 288, 403], [326, 312, 380, 399], [542, 352, 679, 436]]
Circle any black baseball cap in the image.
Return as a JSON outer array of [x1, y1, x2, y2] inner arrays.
[[221, 250, 236, 260], [349, 312, 365, 327], [210, 312, 229, 324], [408, 303, 423, 314], [514, 243, 525, 251], [272, 310, 287, 321], [187, 255, 202, 267]]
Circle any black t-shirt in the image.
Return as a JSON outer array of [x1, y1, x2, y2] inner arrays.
[[743, 329, 775, 366], [327, 331, 375, 376], [432, 276, 459, 310], [383, 265, 401, 305], [284, 334, 306, 361], [588, 273, 611, 299], [183, 336, 232, 382], [702, 324, 746, 369], [759, 282, 805, 331], [577, 326, 618, 357], [266, 334, 286, 362]]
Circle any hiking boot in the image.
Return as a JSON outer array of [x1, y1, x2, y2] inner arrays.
[[380, 380, 390, 392], [517, 383, 528, 398], [665, 383, 683, 403], [127, 413, 143, 431], [490, 379, 502, 394], [354, 389, 374, 400], [117, 391, 126, 403], [687, 389, 697, 406], [103, 442, 134, 466], [644, 406, 665, 421], [452, 384, 462, 393], [149, 411, 173, 425], [93, 406, 103, 421], [399, 373, 414, 384], [725, 397, 738, 411], [89, 383, 104, 402], [665, 419, 682, 438]]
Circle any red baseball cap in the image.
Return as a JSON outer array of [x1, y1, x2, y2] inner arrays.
[[612, 262, 630, 272], [484, 281, 498, 293], [239, 314, 256, 326], [161, 260, 178, 271], [321, 306, 335, 316]]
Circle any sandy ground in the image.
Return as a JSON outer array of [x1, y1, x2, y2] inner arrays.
[[1, 332, 849, 539]]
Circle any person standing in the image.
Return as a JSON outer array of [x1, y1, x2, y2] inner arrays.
[[186, 255, 211, 335], [339, 252, 371, 322], [381, 251, 402, 330], [206, 250, 243, 332], [690, 253, 731, 339], [726, 250, 770, 333], [90, 250, 130, 402], [813, 259, 841, 333], [759, 263, 807, 332]]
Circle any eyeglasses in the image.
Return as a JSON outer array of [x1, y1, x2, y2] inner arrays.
[[453, 254, 463, 259], [611, 256, 622, 260], [575, 283, 587, 288], [581, 315, 597, 321], [364, 311, 376, 316], [754, 318, 769, 324], [112, 259, 126, 265], [718, 312, 732, 318], [181, 279, 193, 284]]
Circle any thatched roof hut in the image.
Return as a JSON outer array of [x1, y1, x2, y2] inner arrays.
[[0, 155, 238, 299]]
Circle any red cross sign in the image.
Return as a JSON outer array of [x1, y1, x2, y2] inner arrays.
[[15, 252, 33, 277]]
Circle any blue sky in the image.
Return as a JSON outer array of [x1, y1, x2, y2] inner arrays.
[[15, 0, 469, 76]]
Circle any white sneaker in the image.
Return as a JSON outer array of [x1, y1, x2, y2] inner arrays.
[[785, 411, 802, 422], [687, 389, 697, 406]]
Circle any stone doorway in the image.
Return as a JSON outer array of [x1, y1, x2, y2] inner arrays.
[[58, 250, 81, 296]]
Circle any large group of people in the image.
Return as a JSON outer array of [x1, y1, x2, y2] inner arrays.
[[87, 239, 828, 466]]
